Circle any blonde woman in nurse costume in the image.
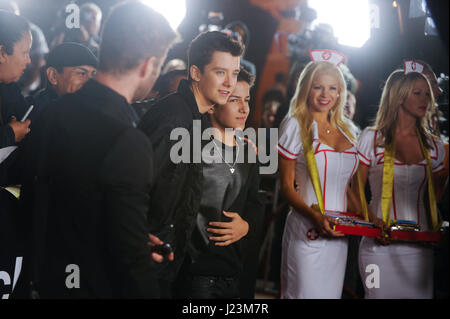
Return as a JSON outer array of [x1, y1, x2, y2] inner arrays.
[[356, 63, 445, 299], [278, 50, 359, 299]]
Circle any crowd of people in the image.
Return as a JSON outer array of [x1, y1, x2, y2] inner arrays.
[[0, 0, 448, 300]]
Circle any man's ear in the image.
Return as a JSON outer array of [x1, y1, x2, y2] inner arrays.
[[140, 56, 157, 78], [46, 67, 59, 86], [190, 65, 202, 82], [0, 45, 8, 64]]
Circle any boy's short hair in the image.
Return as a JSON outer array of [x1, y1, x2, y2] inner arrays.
[[187, 31, 244, 80], [237, 66, 255, 87], [0, 10, 30, 55], [98, 2, 178, 75]]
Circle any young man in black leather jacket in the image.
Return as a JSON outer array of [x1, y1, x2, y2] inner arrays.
[[138, 31, 244, 297], [174, 68, 263, 299]]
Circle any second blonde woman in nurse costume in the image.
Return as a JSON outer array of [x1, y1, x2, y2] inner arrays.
[[356, 65, 445, 299], [278, 51, 359, 299]]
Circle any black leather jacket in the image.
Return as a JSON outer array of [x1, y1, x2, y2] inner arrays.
[[138, 80, 205, 282], [185, 137, 262, 278]]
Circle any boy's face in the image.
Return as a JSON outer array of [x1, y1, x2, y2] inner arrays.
[[209, 80, 250, 131], [192, 51, 240, 109]]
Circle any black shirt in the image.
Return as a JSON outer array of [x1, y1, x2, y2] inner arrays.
[[186, 137, 261, 277]]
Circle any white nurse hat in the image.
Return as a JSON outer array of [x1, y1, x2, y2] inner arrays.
[[309, 49, 346, 66], [403, 60, 425, 74]]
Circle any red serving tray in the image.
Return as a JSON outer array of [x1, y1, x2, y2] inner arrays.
[[326, 211, 445, 242], [334, 224, 444, 242]]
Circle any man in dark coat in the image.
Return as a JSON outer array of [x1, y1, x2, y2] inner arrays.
[[138, 31, 244, 297], [27, 2, 178, 298]]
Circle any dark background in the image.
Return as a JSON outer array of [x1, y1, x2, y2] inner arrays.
[[16, 0, 449, 130]]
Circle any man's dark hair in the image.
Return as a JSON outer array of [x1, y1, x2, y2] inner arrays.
[[237, 66, 255, 87], [0, 9, 30, 55], [187, 31, 244, 81], [98, 1, 178, 75]]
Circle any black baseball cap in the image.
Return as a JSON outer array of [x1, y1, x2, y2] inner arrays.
[[47, 42, 98, 69]]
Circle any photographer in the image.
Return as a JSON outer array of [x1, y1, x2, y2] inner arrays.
[[0, 9, 32, 299], [0, 10, 32, 149]]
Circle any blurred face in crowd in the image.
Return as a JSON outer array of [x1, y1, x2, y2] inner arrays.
[[47, 65, 96, 96], [0, 31, 32, 84], [168, 74, 187, 94], [209, 80, 250, 131], [191, 51, 240, 111], [84, 9, 102, 37], [262, 99, 280, 128], [308, 72, 340, 114], [401, 78, 431, 119], [344, 91, 356, 120]]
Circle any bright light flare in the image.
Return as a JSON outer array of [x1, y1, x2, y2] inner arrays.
[[142, 0, 186, 30], [308, 0, 371, 48]]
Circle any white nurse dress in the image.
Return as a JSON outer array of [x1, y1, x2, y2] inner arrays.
[[278, 116, 359, 299], [357, 128, 445, 299]]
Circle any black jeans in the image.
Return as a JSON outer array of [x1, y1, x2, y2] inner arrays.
[[176, 275, 240, 299]]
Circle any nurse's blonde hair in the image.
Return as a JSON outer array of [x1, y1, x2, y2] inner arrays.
[[372, 69, 435, 149], [288, 61, 353, 146]]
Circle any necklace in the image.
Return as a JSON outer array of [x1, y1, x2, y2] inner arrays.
[[319, 123, 332, 134], [315, 120, 332, 135], [211, 138, 239, 174], [322, 124, 332, 134]]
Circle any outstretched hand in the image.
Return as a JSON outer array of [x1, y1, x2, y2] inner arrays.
[[207, 211, 249, 246]]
